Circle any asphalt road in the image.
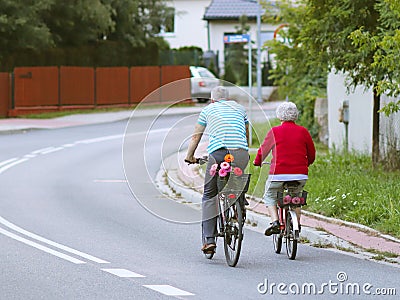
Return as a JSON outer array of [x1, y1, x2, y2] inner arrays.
[[0, 112, 399, 299]]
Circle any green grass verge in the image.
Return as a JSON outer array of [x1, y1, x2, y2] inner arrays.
[[16, 102, 194, 119], [248, 122, 400, 239]]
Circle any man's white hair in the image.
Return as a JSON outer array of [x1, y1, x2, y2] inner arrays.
[[276, 101, 299, 121], [211, 86, 229, 101]]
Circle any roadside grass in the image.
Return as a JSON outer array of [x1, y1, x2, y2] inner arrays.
[[15, 102, 194, 119], [248, 122, 400, 239], [15, 107, 135, 119]]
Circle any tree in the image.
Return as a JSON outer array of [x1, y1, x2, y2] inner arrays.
[[42, 0, 114, 47], [262, 0, 327, 137], [106, 0, 171, 48], [350, 0, 400, 116], [0, 0, 170, 69], [0, 0, 54, 60], [265, 0, 400, 164]]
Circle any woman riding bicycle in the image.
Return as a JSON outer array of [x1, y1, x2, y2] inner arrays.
[[253, 102, 316, 236]]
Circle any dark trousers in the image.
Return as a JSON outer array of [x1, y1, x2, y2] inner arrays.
[[202, 148, 249, 244]]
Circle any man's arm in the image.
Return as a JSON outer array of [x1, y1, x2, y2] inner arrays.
[[185, 123, 205, 163], [245, 123, 250, 146]]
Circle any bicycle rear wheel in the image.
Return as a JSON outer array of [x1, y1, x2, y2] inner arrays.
[[285, 212, 297, 260], [223, 202, 243, 267]]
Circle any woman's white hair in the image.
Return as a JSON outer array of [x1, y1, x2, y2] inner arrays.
[[211, 86, 229, 101], [276, 101, 299, 121]]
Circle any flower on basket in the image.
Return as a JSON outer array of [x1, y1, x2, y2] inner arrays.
[[220, 161, 231, 171], [209, 163, 218, 176], [233, 167, 243, 176], [283, 195, 292, 205], [224, 154, 234, 163], [209, 168, 217, 176], [291, 197, 301, 205], [219, 168, 229, 177]]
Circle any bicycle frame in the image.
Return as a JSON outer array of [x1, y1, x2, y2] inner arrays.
[[273, 181, 308, 260]]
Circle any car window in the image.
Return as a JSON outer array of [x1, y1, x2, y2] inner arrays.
[[198, 69, 216, 78]]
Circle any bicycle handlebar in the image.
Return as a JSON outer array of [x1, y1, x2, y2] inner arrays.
[[184, 156, 208, 165]]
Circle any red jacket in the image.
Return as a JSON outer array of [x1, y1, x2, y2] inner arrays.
[[254, 121, 316, 175]]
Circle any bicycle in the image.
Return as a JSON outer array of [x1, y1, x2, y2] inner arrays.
[[186, 155, 251, 267], [272, 181, 308, 260]]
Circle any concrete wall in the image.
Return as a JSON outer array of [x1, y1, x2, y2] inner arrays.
[[327, 72, 373, 153], [380, 95, 400, 155]]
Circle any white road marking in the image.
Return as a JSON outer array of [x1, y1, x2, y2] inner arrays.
[[102, 268, 145, 278], [31, 147, 56, 154], [76, 134, 123, 144], [0, 227, 85, 264], [0, 157, 18, 167], [143, 285, 194, 296], [62, 143, 76, 148], [23, 154, 37, 158], [0, 216, 110, 264], [93, 179, 127, 183], [0, 158, 28, 174], [39, 146, 64, 154]]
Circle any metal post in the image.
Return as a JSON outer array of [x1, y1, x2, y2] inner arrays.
[[256, 0, 262, 103], [248, 37, 253, 146]]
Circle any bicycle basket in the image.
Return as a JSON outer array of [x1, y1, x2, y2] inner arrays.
[[217, 174, 251, 193], [277, 190, 308, 207]]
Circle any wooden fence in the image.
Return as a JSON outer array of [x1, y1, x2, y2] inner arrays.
[[0, 65, 190, 117]]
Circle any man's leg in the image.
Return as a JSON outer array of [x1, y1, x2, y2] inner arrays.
[[201, 150, 225, 246]]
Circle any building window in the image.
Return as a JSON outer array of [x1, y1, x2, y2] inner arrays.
[[159, 7, 175, 35]]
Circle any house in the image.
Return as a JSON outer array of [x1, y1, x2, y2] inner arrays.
[[163, 0, 278, 73]]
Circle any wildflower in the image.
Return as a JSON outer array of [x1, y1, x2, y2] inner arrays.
[[209, 168, 216, 176]]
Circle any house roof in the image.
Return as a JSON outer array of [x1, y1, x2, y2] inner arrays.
[[203, 0, 267, 20]]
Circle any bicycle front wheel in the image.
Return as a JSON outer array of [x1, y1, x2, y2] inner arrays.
[[285, 212, 297, 260], [273, 233, 282, 254], [223, 202, 244, 267]]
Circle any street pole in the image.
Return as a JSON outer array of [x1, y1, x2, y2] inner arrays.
[[256, 0, 262, 103], [248, 37, 253, 146]]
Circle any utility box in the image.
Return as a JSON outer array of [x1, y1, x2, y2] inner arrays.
[[338, 99, 349, 124]]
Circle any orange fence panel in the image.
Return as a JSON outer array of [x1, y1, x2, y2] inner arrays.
[[8, 65, 191, 116], [0, 73, 10, 117], [96, 67, 129, 105], [60, 66, 94, 106], [130, 66, 160, 104], [14, 67, 59, 107], [160, 65, 191, 103]]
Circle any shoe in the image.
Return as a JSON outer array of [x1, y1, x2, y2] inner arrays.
[[264, 220, 280, 236], [201, 243, 216, 254]]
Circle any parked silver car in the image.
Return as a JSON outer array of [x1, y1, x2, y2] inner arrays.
[[190, 66, 220, 103]]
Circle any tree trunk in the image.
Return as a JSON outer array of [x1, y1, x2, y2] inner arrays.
[[372, 88, 380, 166]]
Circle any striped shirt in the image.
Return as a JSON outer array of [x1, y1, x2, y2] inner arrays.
[[197, 100, 249, 153]]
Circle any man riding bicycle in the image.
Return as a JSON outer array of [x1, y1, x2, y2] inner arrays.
[[253, 102, 316, 236], [185, 86, 250, 254]]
